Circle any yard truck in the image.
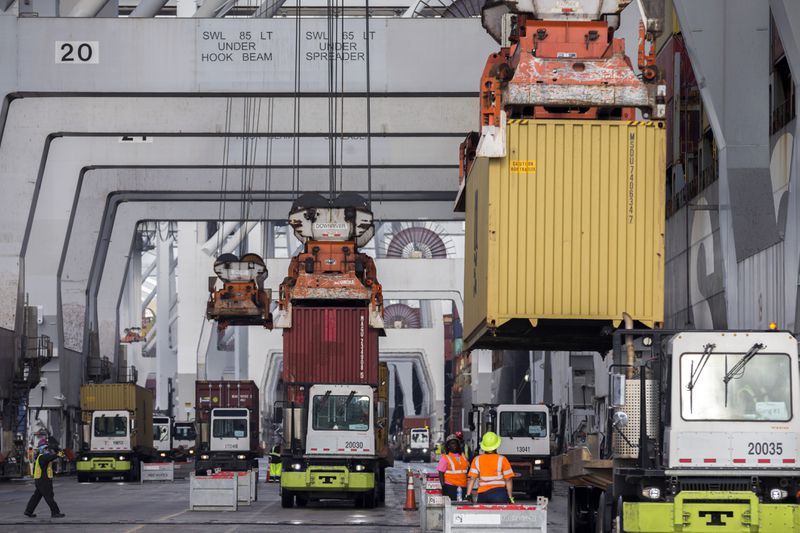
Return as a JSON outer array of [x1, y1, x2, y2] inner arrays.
[[152, 415, 172, 460], [400, 416, 432, 462], [77, 383, 155, 482], [195, 380, 260, 474], [279, 362, 391, 509], [556, 328, 800, 532], [468, 403, 553, 499]]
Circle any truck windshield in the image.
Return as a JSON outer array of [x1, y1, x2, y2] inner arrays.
[[94, 415, 128, 437], [411, 429, 428, 444], [312, 394, 370, 431], [499, 411, 547, 438], [212, 419, 248, 438], [174, 425, 197, 440], [680, 352, 792, 421], [153, 424, 169, 442]]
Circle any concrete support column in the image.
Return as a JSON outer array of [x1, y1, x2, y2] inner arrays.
[[394, 361, 416, 417], [387, 363, 396, 428], [121, 251, 143, 383], [155, 224, 177, 412], [176, 222, 209, 422]]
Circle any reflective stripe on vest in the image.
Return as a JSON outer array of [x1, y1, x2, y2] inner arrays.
[[33, 455, 53, 480], [443, 453, 468, 487], [473, 454, 510, 492]]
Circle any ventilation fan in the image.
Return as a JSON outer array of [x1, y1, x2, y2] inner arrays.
[[384, 223, 453, 258], [384, 303, 421, 329]]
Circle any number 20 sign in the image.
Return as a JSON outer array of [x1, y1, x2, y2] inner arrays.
[[55, 41, 99, 64]]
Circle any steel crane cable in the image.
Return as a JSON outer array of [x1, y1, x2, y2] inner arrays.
[[263, 97, 275, 256], [217, 97, 235, 253], [365, 0, 373, 207], [291, 0, 302, 199]]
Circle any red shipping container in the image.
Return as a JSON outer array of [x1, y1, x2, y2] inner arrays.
[[283, 307, 380, 386], [402, 416, 431, 431]]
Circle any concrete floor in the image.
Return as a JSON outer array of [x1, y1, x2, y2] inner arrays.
[[0, 462, 568, 532]]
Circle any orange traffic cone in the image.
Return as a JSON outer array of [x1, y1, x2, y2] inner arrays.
[[403, 469, 417, 511]]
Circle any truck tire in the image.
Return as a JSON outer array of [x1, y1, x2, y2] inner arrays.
[[77, 474, 88, 483], [281, 490, 294, 508], [377, 468, 386, 504], [296, 495, 308, 507], [363, 488, 376, 509], [596, 491, 613, 533]]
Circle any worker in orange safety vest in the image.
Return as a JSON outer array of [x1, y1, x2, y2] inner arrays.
[[436, 434, 469, 500], [465, 431, 515, 504]]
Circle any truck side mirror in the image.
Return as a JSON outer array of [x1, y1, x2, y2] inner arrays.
[[611, 375, 626, 407], [274, 407, 283, 424]]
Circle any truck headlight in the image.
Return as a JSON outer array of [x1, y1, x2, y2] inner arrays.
[[200, 454, 210, 460], [189, 449, 195, 455], [354, 464, 365, 472], [423, 448, 428, 453], [118, 455, 126, 461], [406, 448, 411, 453], [291, 463, 302, 471], [770, 488, 788, 501], [641, 487, 661, 500], [237, 454, 246, 460], [81, 456, 89, 461], [160, 452, 166, 457], [534, 459, 544, 465]]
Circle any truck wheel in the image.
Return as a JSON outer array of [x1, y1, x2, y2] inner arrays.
[[281, 490, 294, 508], [377, 469, 386, 504], [77, 474, 88, 483], [596, 491, 613, 533], [363, 489, 376, 509], [296, 495, 308, 507]]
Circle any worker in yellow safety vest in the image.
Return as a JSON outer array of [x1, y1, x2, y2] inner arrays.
[[437, 434, 469, 500], [465, 432, 515, 504], [24, 441, 66, 518], [269, 444, 282, 481]]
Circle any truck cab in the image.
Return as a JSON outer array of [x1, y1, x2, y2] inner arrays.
[[79, 409, 136, 481], [605, 329, 800, 533], [471, 403, 552, 498], [196, 407, 254, 473], [152, 416, 172, 460], [281, 383, 387, 509], [172, 421, 196, 460], [403, 427, 431, 462]]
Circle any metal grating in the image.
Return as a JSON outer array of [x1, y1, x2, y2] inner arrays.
[[679, 479, 750, 492], [613, 380, 660, 458]]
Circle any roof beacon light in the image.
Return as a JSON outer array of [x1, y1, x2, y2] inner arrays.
[[769, 322, 778, 331]]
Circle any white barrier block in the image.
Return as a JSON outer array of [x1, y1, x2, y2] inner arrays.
[[190, 472, 238, 512], [443, 497, 548, 533], [237, 471, 252, 505], [141, 462, 174, 482]]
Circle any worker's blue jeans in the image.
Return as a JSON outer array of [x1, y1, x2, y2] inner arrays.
[[476, 487, 510, 504]]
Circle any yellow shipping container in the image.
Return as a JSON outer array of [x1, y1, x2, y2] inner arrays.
[[462, 119, 665, 351], [80, 384, 153, 448]]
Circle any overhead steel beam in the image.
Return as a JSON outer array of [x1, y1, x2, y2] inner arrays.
[[130, 0, 169, 17], [67, 0, 111, 16]]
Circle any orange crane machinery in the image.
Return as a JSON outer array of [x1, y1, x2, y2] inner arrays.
[[458, 0, 666, 185], [275, 192, 384, 331], [206, 252, 273, 332]]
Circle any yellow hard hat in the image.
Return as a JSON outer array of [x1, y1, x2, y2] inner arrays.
[[480, 431, 501, 452]]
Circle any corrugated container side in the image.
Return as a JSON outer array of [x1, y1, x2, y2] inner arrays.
[[402, 416, 430, 430], [80, 384, 153, 448], [464, 119, 666, 350], [283, 307, 379, 385]]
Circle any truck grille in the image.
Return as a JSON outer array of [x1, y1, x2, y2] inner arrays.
[[679, 479, 750, 492]]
